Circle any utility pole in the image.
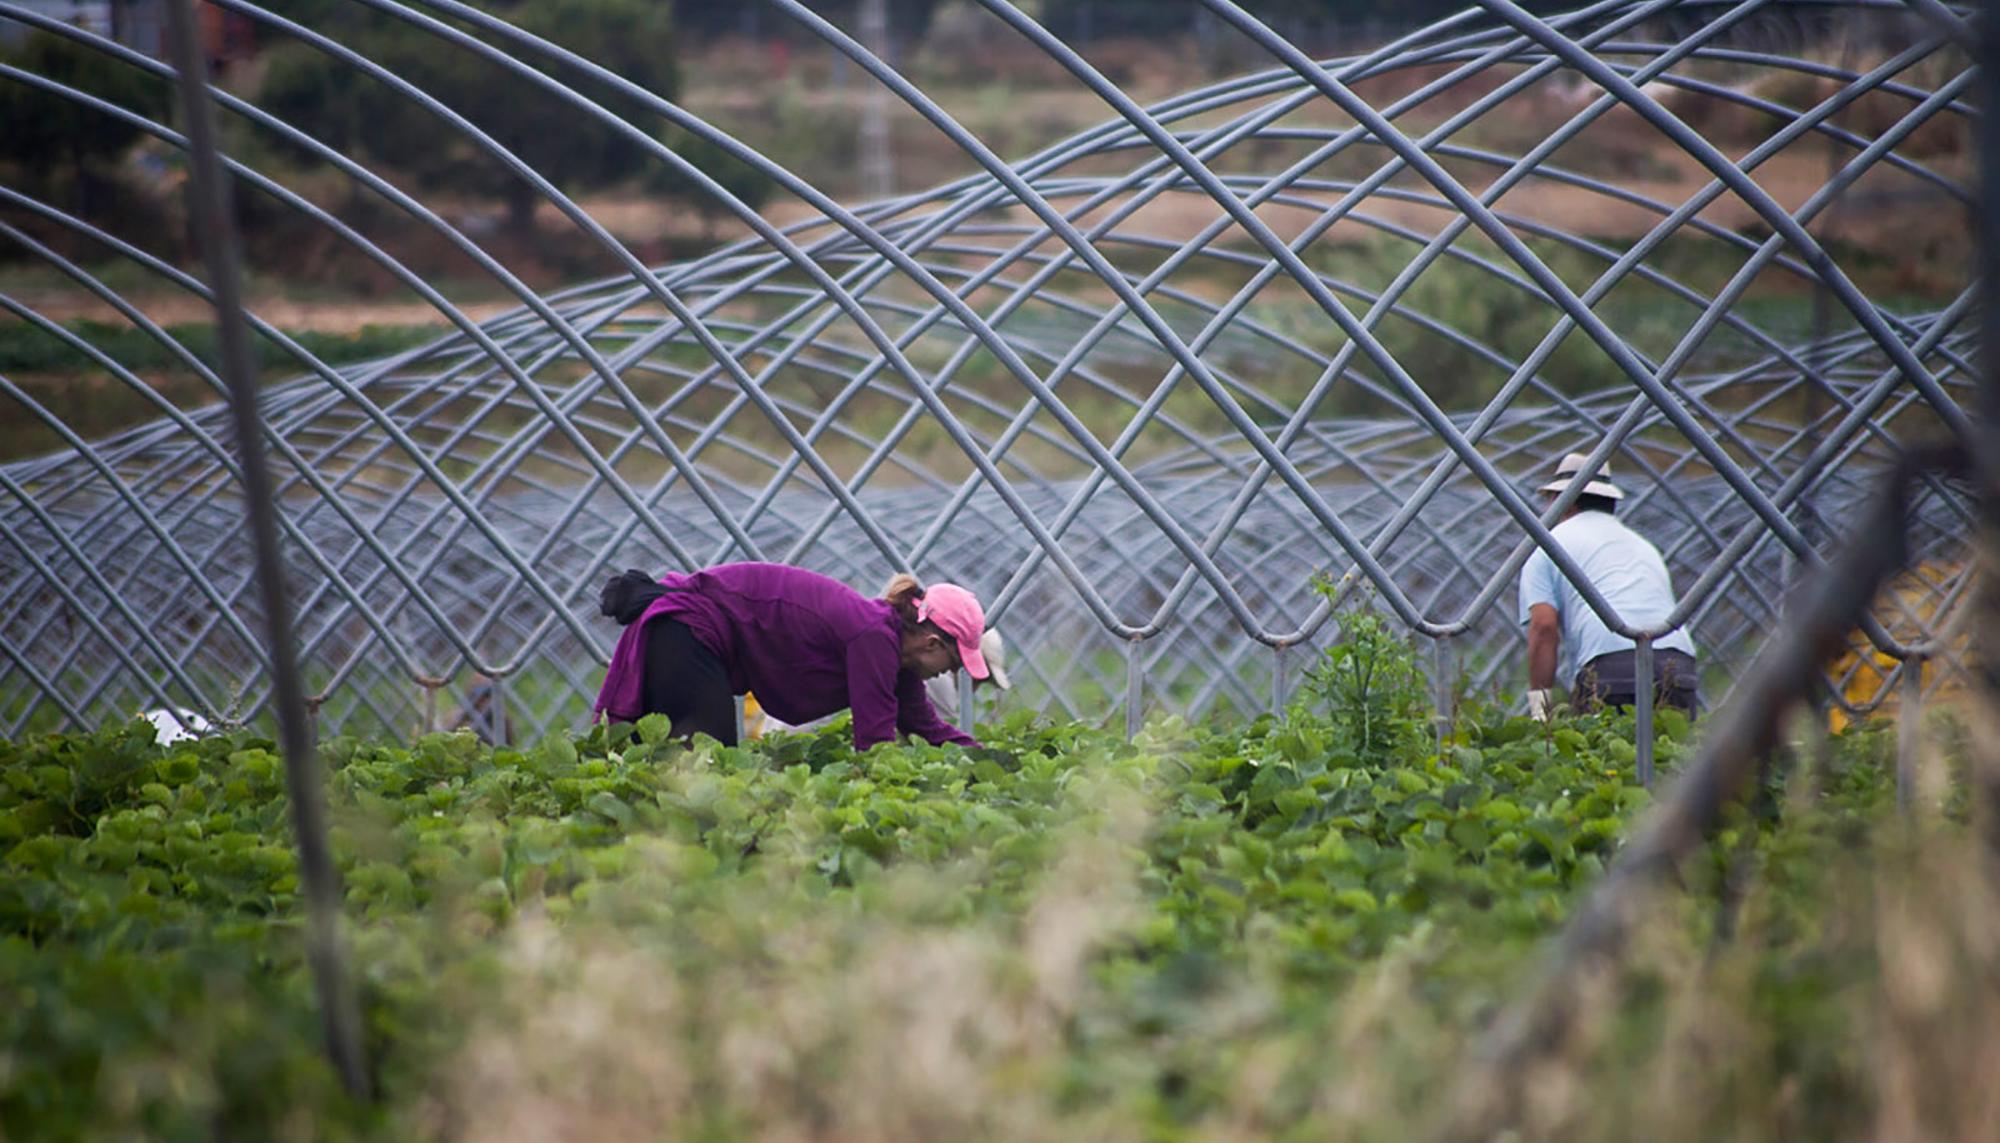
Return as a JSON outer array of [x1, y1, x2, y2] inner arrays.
[[859, 0, 894, 200]]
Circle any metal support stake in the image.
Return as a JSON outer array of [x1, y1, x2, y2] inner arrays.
[[1272, 642, 1290, 720], [1898, 655, 1925, 813], [959, 670, 975, 733], [1634, 635, 1655, 789], [490, 674, 509, 747], [163, 0, 367, 1100], [421, 681, 438, 736], [1434, 634, 1455, 750], [1126, 637, 1143, 741]]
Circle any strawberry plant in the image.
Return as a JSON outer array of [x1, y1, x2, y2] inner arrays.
[[0, 667, 1967, 1139]]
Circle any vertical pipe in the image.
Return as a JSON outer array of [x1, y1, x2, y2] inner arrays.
[[1434, 634, 1454, 750], [1635, 635, 1655, 788], [959, 670, 974, 733], [858, 0, 893, 198], [490, 674, 509, 747], [1126, 636, 1143, 741], [162, 0, 367, 1099], [422, 681, 438, 736], [1898, 655, 1924, 813], [1272, 642, 1289, 720]]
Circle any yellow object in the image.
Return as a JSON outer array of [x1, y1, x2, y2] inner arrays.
[[1825, 560, 1966, 734], [742, 692, 769, 740]]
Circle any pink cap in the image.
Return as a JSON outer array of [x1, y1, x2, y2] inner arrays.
[[916, 583, 990, 681]]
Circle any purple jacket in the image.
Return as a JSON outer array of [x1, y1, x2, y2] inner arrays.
[[594, 563, 977, 751]]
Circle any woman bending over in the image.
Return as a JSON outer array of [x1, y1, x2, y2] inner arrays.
[[595, 562, 992, 750]]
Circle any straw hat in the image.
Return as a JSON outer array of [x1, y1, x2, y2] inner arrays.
[[1537, 451, 1626, 500]]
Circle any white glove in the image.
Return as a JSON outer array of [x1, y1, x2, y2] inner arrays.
[[1527, 688, 1556, 722]]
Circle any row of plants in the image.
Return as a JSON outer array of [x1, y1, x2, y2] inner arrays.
[[0, 616, 1980, 1139], [0, 321, 456, 464], [0, 319, 447, 376]]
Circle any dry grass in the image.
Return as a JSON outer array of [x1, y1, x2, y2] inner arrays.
[[416, 794, 1154, 1142], [400, 760, 2000, 1142]]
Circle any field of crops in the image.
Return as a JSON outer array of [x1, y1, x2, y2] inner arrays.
[[2, 620, 1991, 1140]]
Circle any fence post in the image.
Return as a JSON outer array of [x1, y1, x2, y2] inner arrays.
[[490, 674, 509, 747], [1272, 642, 1289, 720], [1126, 636, 1143, 741], [1434, 633, 1455, 750], [1634, 634, 1655, 788], [163, 0, 367, 1099]]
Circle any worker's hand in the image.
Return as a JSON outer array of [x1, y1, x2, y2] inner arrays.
[[1527, 688, 1556, 722]]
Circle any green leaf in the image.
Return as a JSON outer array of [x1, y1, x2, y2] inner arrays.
[[585, 791, 635, 828], [1448, 818, 1491, 855], [1333, 887, 1379, 914], [154, 756, 200, 785]]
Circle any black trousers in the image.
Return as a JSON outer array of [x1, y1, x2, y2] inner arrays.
[[639, 616, 739, 746], [1573, 648, 1700, 717]]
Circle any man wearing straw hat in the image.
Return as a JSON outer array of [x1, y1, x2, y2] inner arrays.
[[1518, 451, 1699, 721]]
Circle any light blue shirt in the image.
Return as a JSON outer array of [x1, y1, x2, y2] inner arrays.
[[1518, 510, 1695, 679]]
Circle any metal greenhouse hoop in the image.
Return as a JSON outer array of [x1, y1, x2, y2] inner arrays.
[[0, 0, 1976, 752]]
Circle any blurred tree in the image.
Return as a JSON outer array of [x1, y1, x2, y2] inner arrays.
[[1039, 0, 1196, 40], [672, 0, 943, 46], [1039, 0, 1585, 43], [0, 32, 174, 215], [258, 0, 695, 235], [647, 128, 776, 241]]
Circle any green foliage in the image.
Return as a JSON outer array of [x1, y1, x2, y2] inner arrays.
[[0, 321, 458, 462], [1038, 0, 1590, 40], [0, 700, 1939, 1136], [672, 0, 943, 44], [0, 319, 445, 375], [645, 126, 777, 233], [1301, 595, 1431, 761]]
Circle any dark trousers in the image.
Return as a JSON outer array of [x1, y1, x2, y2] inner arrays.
[[640, 616, 739, 745], [1573, 648, 1699, 717]]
